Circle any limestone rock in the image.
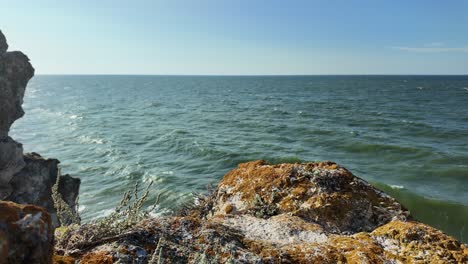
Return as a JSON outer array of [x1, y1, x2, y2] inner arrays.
[[0, 137, 24, 191], [0, 31, 34, 138], [211, 160, 409, 233], [7, 152, 80, 227], [0, 201, 54, 264], [0, 30, 33, 185], [55, 161, 467, 263]]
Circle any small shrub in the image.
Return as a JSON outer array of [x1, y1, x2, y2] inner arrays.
[[94, 181, 161, 238], [54, 181, 160, 255]]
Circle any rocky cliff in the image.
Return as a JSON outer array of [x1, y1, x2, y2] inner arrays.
[[0, 31, 33, 195], [0, 30, 80, 227], [56, 161, 467, 263]]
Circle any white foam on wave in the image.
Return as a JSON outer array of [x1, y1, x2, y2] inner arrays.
[[69, 114, 81, 120], [141, 171, 168, 183], [78, 205, 86, 213], [78, 135, 106, 145], [390, 184, 405, 189]]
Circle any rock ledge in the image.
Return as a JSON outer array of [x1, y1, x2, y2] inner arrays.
[[56, 161, 468, 263]]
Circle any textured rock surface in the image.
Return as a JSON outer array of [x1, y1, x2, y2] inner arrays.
[[7, 152, 80, 227], [210, 160, 409, 234], [0, 31, 7, 53], [55, 161, 467, 263], [0, 30, 80, 228], [0, 30, 33, 186], [0, 201, 54, 264], [0, 137, 24, 197]]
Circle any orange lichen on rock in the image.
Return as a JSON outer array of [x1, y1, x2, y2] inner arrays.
[[53, 160, 467, 263], [218, 160, 291, 201], [371, 220, 468, 263], [0, 201, 54, 264], [212, 160, 408, 233], [328, 233, 387, 264], [80, 251, 114, 264], [53, 255, 76, 264]]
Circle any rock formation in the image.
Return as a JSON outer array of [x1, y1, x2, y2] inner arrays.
[[56, 161, 467, 263], [0, 31, 33, 196], [0, 201, 54, 264], [0, 30, 80, 227], [7, 153, 80, 227]]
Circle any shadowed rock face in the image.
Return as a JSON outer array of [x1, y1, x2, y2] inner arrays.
[[56, 161, 468, 263], [0, 137, 24, 194], [0, 30, 80, 228], [0, 30, 33, 138], [0, 31, 7, 53], [0, 30, 33, 188], [7, 153, 81, 227]]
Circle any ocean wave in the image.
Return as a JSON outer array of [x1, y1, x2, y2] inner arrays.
[[78, 205, 86, 213], [13, 75, 468, 242], [341, 142, 431, 156], [78, 135, 106, 145]]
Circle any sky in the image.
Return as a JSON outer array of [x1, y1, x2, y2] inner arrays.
[[1, 0, 467, 75]]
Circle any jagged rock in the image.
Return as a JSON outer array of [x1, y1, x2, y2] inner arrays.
[[0, 137, 24, 193], [0, 31, 7, 53], [7, 152, 80, 227], [0, 201, 54, 264], [0, 30, 33, 138], [0, 30, 80, 226], [0, 30, 33, 185], [55, 161, 467, 263]]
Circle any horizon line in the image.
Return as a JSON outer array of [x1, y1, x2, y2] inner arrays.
[[34, 73, 468, 77]]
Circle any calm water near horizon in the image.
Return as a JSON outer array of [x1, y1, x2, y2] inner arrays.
[[11, 75, 468, 242]]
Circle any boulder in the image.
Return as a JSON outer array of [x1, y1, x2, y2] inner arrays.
[[55, 161, 467, 263], [210, 160, 409, 233], [0, 201, 54, 264]]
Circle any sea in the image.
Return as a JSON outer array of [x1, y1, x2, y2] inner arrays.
[[10, 75, 468, 242]]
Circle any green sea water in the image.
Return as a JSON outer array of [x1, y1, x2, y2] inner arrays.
[[11, 75, 468, 242]]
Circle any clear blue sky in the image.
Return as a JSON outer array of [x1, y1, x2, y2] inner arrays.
[[1, 0, 467, 75]]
